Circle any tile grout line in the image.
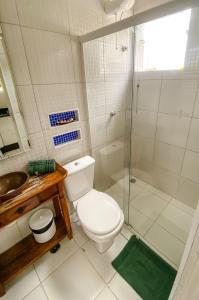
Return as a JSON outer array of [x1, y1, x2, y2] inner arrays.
[[177, 80, 199, 194]]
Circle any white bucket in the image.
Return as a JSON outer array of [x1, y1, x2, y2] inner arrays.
[[29, 208, 56, 243]]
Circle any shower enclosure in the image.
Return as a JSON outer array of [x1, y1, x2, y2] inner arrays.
[[82, 2, 199, 273]]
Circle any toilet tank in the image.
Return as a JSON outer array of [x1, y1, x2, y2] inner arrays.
[[63, 156, 95, 202]]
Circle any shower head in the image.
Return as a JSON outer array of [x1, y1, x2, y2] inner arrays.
[[104, 0, 135, 15]]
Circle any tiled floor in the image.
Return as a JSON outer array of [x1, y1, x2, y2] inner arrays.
[[107, 176, 194, 269], [2, 222, 141, 300], [2, 178, 194, 300]]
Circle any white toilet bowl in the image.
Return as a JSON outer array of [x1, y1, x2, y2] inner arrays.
[[63, 155, 124, 253], [75, 189, 124, 252]]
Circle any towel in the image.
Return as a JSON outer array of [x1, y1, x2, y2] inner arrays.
[[28, 159, 56, 175]]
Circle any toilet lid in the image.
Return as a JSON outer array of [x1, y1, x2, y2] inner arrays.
[[77, 190, 121, 235]]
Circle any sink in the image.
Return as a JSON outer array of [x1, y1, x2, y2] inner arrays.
[[0, 172, 29, 202]]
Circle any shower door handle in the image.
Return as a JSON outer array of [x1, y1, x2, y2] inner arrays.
[[135, 82, 140, 113]]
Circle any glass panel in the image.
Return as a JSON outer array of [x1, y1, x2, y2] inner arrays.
[[83, 28, 134, 222], [130, 7, 199, 269]]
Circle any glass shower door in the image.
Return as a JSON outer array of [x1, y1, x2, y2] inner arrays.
[[129, 7, 199, 269], [83, 28, 134, 223]]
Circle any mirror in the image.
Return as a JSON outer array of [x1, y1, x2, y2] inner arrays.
[[0, 25, 30, 160]]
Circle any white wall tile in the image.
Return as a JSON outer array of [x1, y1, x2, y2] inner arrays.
[[22, 27, 75, 84], [83, 38, 104, 83], [137, 80, 161, 112], [2, 24, 31, 85], [0, 222, 21, 254], [33, 83, 79, 130], [76, 83, 89, 121], [68, 0, 103, 36], [159, 80, 198, 116], [135, 71, 162, 80], [133, 135, 154, 163], [104, 31, 131, 82], [70, 36, 85, 83], [154, 166, 179, 197], [0, 132, 48, 175], [105, 81, 128, 113], [90, 116, 107, 148], [16, 0, 69, 34], [162, 70, 199, 80], [182, 150, 199, 183], [107, 112, 125, 142], [134, 110, 157, 138], [0, 0, 19, 24], [86, 82, 106, 118], [17, 85, 42, 134], [154, 142, 184, 174], [187, 118, 199, 152], [43, 128, 85, 165], [177, 177, 199, 209], [157, 113, 190, 148]]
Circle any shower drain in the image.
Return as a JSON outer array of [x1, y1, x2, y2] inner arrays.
[[130, 178, 136, 183]]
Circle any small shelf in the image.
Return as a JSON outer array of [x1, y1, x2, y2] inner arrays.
[[49, 110, 79, 127], [0, 218, 66, 285]]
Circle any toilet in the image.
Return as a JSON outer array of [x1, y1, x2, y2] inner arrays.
[[63, 156, 124, 253]]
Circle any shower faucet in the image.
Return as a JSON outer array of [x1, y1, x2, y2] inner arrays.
[[110, 111, 117, 117]]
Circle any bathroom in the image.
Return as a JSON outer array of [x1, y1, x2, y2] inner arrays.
[[0, 0, 199, 299]]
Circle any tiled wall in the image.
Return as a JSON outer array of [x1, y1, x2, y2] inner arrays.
[[132, 70, 199, 209], [83, 29, 132, 190]]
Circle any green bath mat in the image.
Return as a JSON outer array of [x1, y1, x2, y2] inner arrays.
[[112, 235, 177, 300]]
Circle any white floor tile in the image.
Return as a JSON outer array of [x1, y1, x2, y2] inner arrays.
[[171, 198, 195, 216], [95, 287, 117, 300], [34, 237, 78, 281], [2, 267, 39, 300], [145, 223, 185, 267], [72, 222, 88, 246], [121, 224, 133, 240], [129, 207, 153, 236], [83, 234, 127, 283], [23, 285, 47, 300], [106, 184, 125, 210], [131, 184, 149, 199], [132, 193, 167, 221], [156, 204, 193, 242], [42, 250, 105, 300], [109, 274, 142, 300], [152, 189, 172, 202], [134, 178, 154, 192]]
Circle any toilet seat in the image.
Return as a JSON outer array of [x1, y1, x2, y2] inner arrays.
[[76, 189, 122, 236]]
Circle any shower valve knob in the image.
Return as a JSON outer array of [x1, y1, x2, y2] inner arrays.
[[110, 111, 117, 117]]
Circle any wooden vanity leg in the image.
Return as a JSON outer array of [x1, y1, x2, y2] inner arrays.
[[0, 283, 5, 297], [52, 195, 61, 217], [58, 181, 73, 240]]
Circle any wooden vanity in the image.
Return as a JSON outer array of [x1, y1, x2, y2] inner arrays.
[[0, 164, 72, 297]]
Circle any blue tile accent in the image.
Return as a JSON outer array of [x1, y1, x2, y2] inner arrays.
[[49, 110, 78, 127], [53, 130, 81, 146]]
